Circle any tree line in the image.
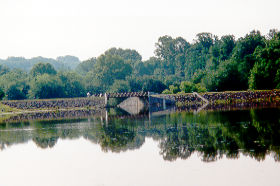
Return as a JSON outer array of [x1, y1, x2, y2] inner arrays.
[[0, 29, 279, 100]]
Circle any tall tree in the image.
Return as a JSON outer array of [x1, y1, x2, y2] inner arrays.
[[184, 33, 217, 79], [92, 54, 132, 91], [232, 30, 265, 89], [155, 35, 190, 75], [249, 30, 280, 89]]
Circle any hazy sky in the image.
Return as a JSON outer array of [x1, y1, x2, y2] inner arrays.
[[1, 0, 279, 61]]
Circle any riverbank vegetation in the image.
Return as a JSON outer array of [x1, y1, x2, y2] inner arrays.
[[0, 29, 279, 100]]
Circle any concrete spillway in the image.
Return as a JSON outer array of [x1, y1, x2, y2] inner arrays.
[[117, 97, 145, 115]]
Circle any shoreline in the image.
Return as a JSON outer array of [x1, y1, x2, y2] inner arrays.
[[0, 89, 279, 122]]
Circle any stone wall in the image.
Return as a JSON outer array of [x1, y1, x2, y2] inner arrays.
[[1, 90, 279, 111], [156, 90, 280, 104], [1, 97, 105, 110]]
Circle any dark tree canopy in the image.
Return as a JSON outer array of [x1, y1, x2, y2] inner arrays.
[[6, 84, 26, 100]]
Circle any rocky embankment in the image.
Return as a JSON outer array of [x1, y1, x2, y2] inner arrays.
[[1, 97, 105, 110], [159, 90, 280, 105]]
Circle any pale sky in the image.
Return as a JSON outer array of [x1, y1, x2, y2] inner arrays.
[[0, 0, 279, 61]]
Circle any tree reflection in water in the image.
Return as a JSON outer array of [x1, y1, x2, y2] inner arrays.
[[0, 108, 280, 162]]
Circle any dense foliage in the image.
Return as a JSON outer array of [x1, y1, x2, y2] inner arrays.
[[0, 29, 279, 100]]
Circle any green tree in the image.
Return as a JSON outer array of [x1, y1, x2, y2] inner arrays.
[[184, 33, 216, 79], [126, 75, 166, 93], [249, 31, 280, 89], [93, 54, 132, 91], [29, 74, 65, 99], [232, 30, 265, 89], [104, 48, 142, 70], [58, 72, 86, 97], [203, 60, 241, 91], [6, 84, 26, 100], [104, 47, 142, 62], [30, 62, 57, 77], [0, 88, 5, 100], [219, 35, 236, 60], [83, 71, 104, 94], [155, 36, 190, 75], [0, 70, 29, 100], [0, 70, 28, 91]]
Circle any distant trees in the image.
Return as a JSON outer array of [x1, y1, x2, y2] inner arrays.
[[0, 65, 9, 76], [56, 55, 80, 70], [75, 57, 96, 75], [0, 56, 80, 72]]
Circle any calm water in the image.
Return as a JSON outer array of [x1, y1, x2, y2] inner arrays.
[[0, 107, 280, 186]]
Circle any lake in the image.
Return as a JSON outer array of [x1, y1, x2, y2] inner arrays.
[[0, 107, 279, 186]]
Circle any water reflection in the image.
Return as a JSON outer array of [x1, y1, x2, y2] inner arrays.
[[0, 108, 280, 162]]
